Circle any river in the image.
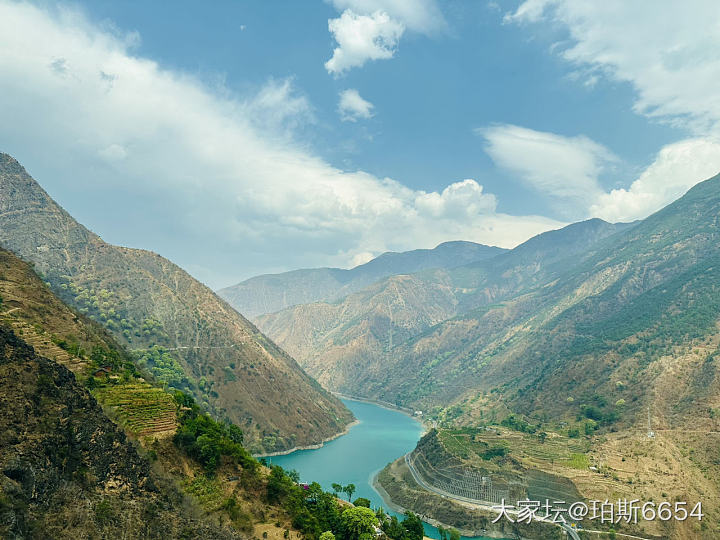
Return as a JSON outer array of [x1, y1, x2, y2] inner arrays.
[[269, 398, 493, 540]]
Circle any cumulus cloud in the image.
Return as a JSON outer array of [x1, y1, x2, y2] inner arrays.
[[590, 138, 720, 222], [415, 179, 497, 218], [325, 10, 404, 75], [338, 89, 375, 122], [0, 1, 564, 287], [328, 0, 446, 34], [324, 0, 445, 75], [479, 124, 613, 217]]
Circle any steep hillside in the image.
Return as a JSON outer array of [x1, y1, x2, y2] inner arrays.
[[0, 325, 242, 539], [387, 173, 720, 417], [0, 245, 391, 540], [257, 219, 631, 396], [219, 241, 505, 318], [368, 175, 720, 539], [0, 153, 352, 453], [0, 245, 128, 374]]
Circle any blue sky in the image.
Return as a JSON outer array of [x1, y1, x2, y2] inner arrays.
[[71, 0, 679, 204], [2, 1, 720, 288]]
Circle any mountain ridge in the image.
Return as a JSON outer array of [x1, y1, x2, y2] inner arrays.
[[256, 218, 634, 394], [0, 323, 243, 539], [218, 241, 506, 318], [0, 152, 353, 453]]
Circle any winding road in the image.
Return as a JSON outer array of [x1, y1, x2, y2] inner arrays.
[[404, 453, 585, 540]]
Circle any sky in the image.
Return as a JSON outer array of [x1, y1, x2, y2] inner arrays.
[[1, 0, 720, 288]]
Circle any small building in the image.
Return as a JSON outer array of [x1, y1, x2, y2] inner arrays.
[[92, 366, 112, 378]]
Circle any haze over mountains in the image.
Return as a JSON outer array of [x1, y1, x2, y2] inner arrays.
[[218, 242, 505, 318], [0, 153, 352, 454]]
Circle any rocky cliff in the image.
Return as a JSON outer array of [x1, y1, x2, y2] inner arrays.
[[0, 325, 242, 539]]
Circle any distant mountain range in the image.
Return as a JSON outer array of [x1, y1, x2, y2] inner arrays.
[[218, 241, 506, 318], [257, 174, 720, 432], [256, 174, 720, 534], [256, 218, 634, 394], [0, 153, 352, 454]]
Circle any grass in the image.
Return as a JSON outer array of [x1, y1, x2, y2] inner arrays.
[[183, 474, 226, 511], [564, 452, 590, 470]]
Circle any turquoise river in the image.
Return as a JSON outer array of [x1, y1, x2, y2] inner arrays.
[[269, 399, 492, 540]]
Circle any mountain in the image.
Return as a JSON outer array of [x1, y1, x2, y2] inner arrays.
[[0, 324, 243, 539], [369, 174, 720, 539], [373, 174, 720, 415], [218, 241, 506, 318], [256, 218, 633, 395], [0, 153, 352, 453], [0, 246, 368, 540]]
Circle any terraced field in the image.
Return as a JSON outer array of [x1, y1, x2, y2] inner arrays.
[[94, 382, 178, 437], [3, 317, 88, 373], [438, 428, 590, 470]]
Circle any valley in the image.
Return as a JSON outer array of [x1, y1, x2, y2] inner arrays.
[[249, 174, 720, 539], [0, 153, 353, 454], [3, 2, 719, 539]]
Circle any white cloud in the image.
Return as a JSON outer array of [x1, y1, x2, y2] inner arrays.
[[243, 77, 314, 135], [507, 0, 720, 134], [0, 1, 564, 287], [325, 10, 404, 75], [338, 89, 375, 122], [351, 251, 375, 266], [414, 179, 497, 218], [501, 1, 720, 222], [590, 138, 720, 222], [324, 0, 446, 75], [481, 124, 720, 224], [328, 0, 446, 34], [479, 124, 613, 217]]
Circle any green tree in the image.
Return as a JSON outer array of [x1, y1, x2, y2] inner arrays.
[[266, 466, 293, 504], [402, 513, 424, 540], [331, 483, 343, 498], [353, 497, 371, 508], [287, 469, 301, 483], [382, 515, 405, 540], [319, 532, 335, 540], [314, 491, 342, 534], [448, 528, 461, 540], [341, 506, 379, 540], [226, 423, 244, 444], [343, 483, 356, 502]]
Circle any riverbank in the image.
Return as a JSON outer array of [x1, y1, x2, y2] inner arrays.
[[332, 392, 431, 432], [375, 457, 561, 539], [253, 418, 361, 458], [371, 468, 483, 538]]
